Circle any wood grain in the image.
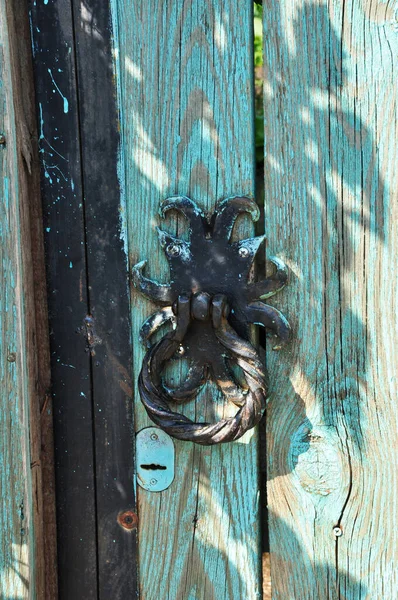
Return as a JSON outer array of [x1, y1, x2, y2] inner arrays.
[[7, 2, 58, 597], [263, 1, 398, 598], [112, 1, 262, 598], [0, 0, 55, 597]]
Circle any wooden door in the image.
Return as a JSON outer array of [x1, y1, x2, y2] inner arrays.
[[1, 0, 395, 598]]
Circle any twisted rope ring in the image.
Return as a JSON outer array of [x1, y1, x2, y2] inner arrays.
[[138, 294, 268, 445]]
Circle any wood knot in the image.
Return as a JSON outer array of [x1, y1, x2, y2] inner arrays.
[[290, 424, 343, 497]]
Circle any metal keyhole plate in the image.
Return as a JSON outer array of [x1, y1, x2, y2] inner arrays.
[[136, 427, 175, 492]]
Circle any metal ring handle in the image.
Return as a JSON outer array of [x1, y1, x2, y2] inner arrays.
[[138, 294, 267, 445]]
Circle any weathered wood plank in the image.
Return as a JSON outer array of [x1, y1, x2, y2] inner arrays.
[[0, 0, 55, 597], [29, 3, 98, 598], [6, 2, 58, 597], [263, 1, 398, 598], [112, 0, 261, 597], [70, 1, 138, 597]]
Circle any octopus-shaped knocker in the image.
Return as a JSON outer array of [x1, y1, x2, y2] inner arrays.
[[133, 196, 290, 445]]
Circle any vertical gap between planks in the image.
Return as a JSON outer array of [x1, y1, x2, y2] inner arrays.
[[253, 2, 272, 597]]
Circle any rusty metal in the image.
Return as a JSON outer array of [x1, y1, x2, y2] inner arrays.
[[117, 510, 138, 531], [133, 196, 291, 445]]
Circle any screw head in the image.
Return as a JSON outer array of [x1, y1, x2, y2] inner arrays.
[[333, 526, 343, 537], [117, 510, 138, 531], [0, 134, 6, 145], [166, 243, 181, 257], [150, 432, 158, 441], [238, 247, 249, 258], [150, 478, 157, 485], [177, 345, 185, 355], [7, 352, 16, 363]]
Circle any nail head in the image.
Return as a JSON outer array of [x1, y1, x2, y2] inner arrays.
[[166, 243, 180, 257]]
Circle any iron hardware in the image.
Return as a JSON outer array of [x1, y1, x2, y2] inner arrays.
[[132, 196, 291, 445]]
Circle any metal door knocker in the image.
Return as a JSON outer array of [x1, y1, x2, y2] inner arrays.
[[132, 196, 291, 445]]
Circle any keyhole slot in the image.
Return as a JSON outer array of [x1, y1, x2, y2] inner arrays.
[[140, 463, 167, 471]]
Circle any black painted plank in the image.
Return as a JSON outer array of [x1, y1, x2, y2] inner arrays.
[[29, 1, 138, 598], [29, 3, 98, 599], [70, 1, 138, 597]]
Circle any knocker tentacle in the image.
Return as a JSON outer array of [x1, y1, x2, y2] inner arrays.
[[247, 257, 288, 301], [211, 196, 260, 240], [132, 260, 173, 305], [133, 196, 291, 445]]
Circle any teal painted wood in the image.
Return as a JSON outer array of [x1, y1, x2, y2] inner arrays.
[[111, 1, 261, 597], [0, 3, 36, 597], [263, 1, 398, 598]]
